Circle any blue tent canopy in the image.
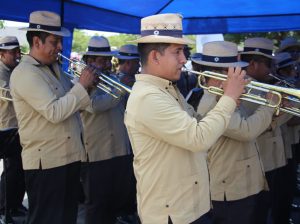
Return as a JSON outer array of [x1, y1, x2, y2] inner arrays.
[[1, 0, 300, 56]]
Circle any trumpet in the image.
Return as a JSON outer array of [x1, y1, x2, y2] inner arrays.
[[184, 68, 300, 117], [58, 53, 131, 98], [0, 87, 13, 101]]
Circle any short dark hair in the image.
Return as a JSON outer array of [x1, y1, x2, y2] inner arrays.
[[137, 43, 170, 66], [26, 31, 51, 48]]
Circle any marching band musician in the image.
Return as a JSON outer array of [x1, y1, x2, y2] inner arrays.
[[80, 36, 136, 224], [0, 36, 26, 223], [240, 37, 292, 224], [196, 41, 274, 224], [10, 11, 97, 224], [124, 13, 247, 224], [115, 44, 140, 88]]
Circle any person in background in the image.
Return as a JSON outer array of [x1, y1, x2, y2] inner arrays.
[[0, 36, 26, 224], [115, 44, 140, 88], [241, 37, 292, 224], [196, 41, 274, 224], [10, 11, 97, 224], [124, 13, 247, 224], [80, 36, 136, 224]]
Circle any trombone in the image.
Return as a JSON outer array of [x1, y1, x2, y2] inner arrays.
[[184, 68, 300, 117], [0, 87, 13, 101], [58, 53, 132, 98]]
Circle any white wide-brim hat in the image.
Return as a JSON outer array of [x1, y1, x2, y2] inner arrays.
[[115, 44, 139, 60], [240, 37, 274, 59], [84, 36, 117, 57], [0, 36, 20, 50], [131, 13, 194, 45], [19, 11, 70, 37], [193, 41, 248, 68], [277, 37, 300, 53]]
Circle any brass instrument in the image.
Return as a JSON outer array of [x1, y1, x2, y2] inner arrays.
[[0, 87, 13, 101], [58, 53, 132, 98], [184, 68, 300, 117], [268, 73, 295, 88]]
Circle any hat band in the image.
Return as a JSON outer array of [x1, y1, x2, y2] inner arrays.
[[141, 29, 182, 38], [29, 23, 61, 31], [278, 58, 294, 67], [0, 42, 19, 47], [244, 47, 272, 56], [88, 46, 111, 52], [119, 52, 139, 57], [202, 55, 238, 63]]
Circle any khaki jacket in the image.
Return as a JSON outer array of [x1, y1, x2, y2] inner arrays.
[[0, 61, 18, 129], [257, 114, 292, 172], [80, 88, 131, 162], [10, 55, 89, 170], [125, 74, 237, 224], [198, 92, 272, 201]]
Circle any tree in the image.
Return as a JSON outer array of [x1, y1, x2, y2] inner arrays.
[[107, 34, 139, 49], [0, 20, 4, 29], [72, 29, 90, 53]]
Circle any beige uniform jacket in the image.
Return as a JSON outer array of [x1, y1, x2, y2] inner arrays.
[[0, 61, 18, 129], [124, 74, 237, 224], [81, 88, 131, 162], [257, 113, 292, 172], [198, 91, 272, 201], [10, 55, 89, 170]]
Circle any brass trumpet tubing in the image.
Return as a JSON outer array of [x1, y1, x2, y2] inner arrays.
[[0, 87, 13, 101], [58, 53, 131, 96]]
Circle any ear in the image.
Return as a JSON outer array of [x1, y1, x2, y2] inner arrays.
[[148, 50, 160, 65], [32, 36, 41, 49]]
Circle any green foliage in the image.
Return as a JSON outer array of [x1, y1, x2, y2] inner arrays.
[[0, 20, 4, 29], [107, 34, 139, 49], [224, 31, 300, 49], [72, 29, 90, 53], [20, 44, 29, 54]]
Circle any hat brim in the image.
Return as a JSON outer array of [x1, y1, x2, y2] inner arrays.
[[192, 58, 249, 68], [0, 45, 20, 50], [240, 51, 273, 59], [277, 61, 295, 69], [277, 43, 300, 53], [130, 35, 194, 45], [115, 55, 139, 60], [84, 50, 118, 57], [19, 27, 70, 37]]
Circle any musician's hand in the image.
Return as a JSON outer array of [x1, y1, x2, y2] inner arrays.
[[223, 67, 248, 102], [79, 66, 98, 90]]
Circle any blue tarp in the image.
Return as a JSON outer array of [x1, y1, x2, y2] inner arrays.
[[1, 0, 300, 55], [1, 0, 300, 34]]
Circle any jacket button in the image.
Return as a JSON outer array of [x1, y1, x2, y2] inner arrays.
[[222, 180, 226, 183], [38, 149, 41, 151], [166, 205, 169, 208], [195, 181, 198, 184], [67, 136, 71, 139]]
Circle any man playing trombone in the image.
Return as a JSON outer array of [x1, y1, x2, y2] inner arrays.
[[10, 11, 98, 224], [80, 36, 136, 224], [0, 36, 26, 223], [195, 41, 275, 224]]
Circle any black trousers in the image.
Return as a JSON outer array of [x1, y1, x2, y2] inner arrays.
[[81, 155, 136, 224], [211, 192, 262, 224], [0, 131, 25, 212], [168, 211, 212, 224], [25, 161, 81, 224]]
